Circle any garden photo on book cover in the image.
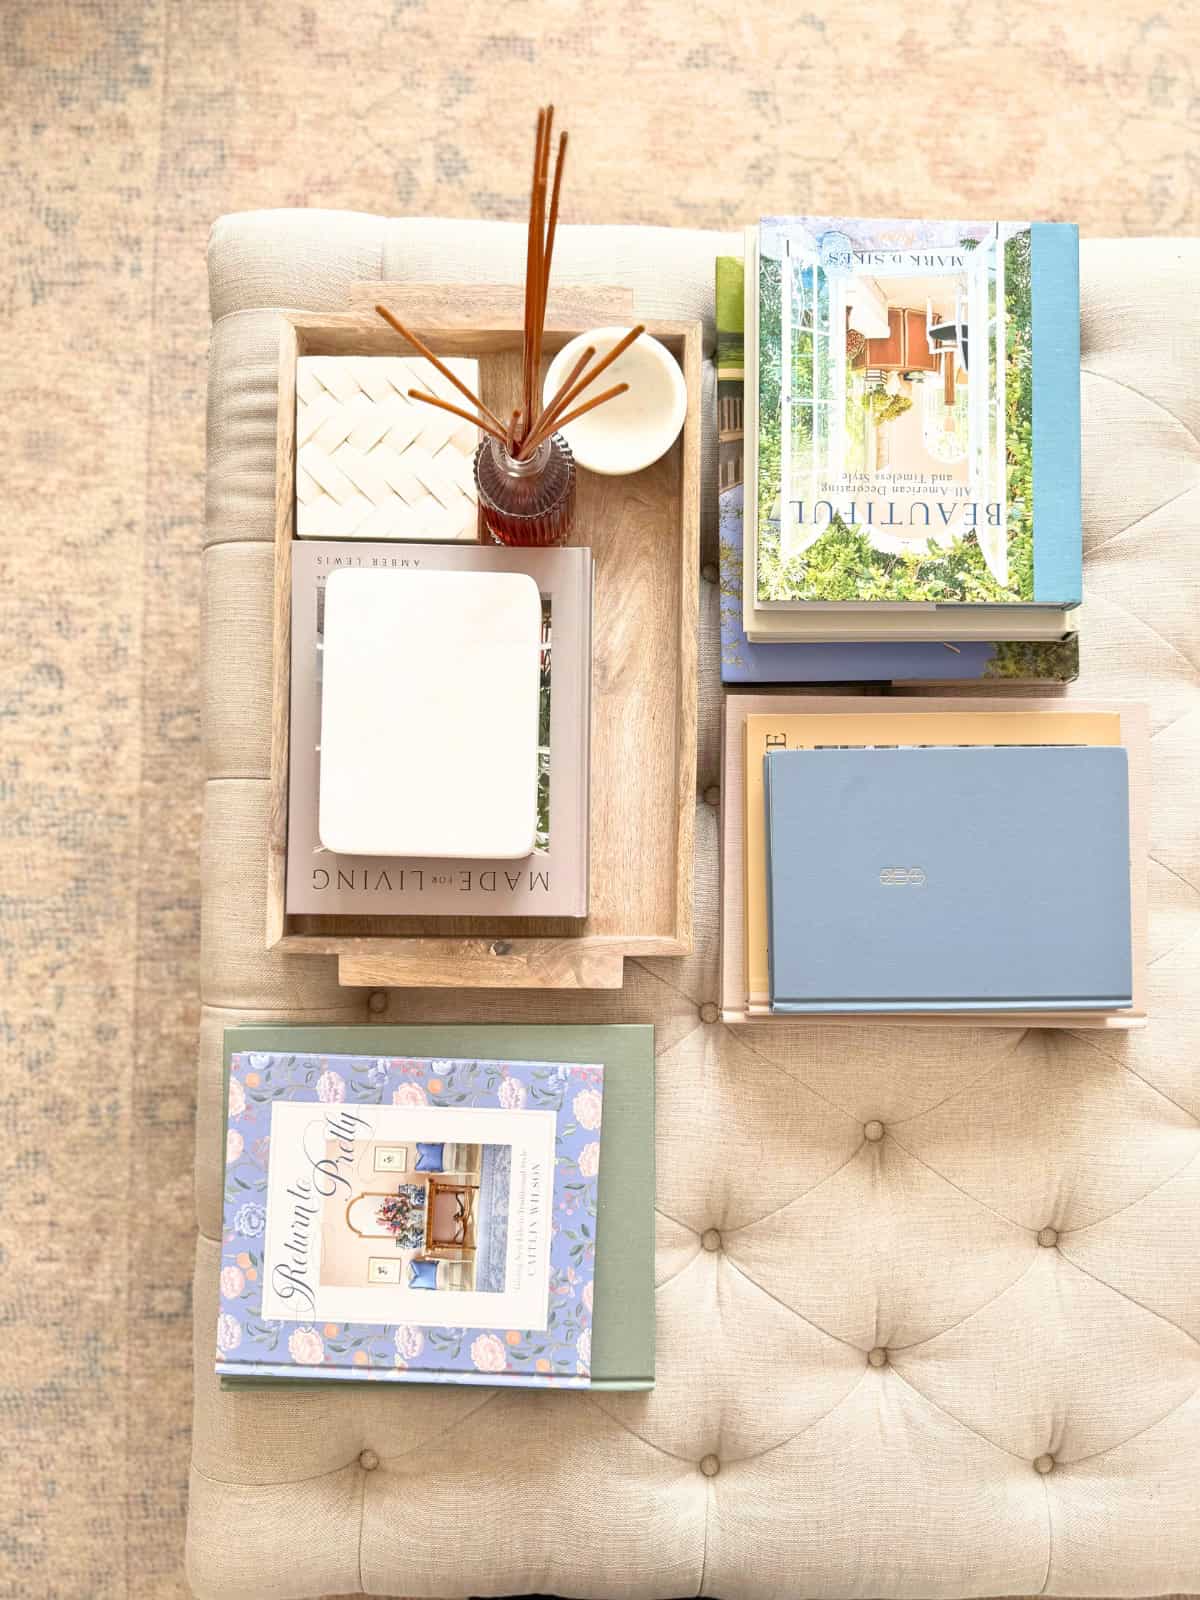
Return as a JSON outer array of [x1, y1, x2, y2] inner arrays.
[[757, 217, 1035, 604]]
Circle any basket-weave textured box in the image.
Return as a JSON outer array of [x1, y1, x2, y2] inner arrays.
[[295, 354, 479, 541]]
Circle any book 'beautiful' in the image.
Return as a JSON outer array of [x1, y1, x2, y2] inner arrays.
[[743, 217, 1081, 642]]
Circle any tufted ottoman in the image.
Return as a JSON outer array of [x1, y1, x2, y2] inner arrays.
[[189, 214, 1200, 1599]]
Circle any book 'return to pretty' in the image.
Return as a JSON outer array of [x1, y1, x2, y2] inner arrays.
[[216, 1049, 604, 1388]]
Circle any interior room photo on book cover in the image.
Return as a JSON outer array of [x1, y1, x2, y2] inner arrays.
[[308, 1134, 513, 1297], [756, 217, 1041, 605]]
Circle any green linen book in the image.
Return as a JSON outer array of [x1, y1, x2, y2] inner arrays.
[[217, 1024, 654, 1391]]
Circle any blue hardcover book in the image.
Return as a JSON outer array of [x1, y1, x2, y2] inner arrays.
[[715, 256, 1080, 685], [765, 746, 1131, 1013]]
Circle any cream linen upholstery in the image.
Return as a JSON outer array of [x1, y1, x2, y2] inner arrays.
[[190, 213, 1200, 1599]]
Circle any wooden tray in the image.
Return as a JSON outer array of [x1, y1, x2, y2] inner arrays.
[[268, 293, 701, 989]]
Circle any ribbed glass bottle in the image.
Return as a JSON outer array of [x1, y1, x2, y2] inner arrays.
[[474, 434, 576, 546]]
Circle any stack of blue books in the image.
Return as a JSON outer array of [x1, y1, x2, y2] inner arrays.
[[716, 218, 1083, 685]]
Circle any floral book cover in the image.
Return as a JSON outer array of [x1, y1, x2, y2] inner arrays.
[[216, 1050, 604, 1388], [717, 256, 1078, 685], [746, 217, 1081, 615]]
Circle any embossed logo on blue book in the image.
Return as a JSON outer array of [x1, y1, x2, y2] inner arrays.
[[878, 867, 927, 887]]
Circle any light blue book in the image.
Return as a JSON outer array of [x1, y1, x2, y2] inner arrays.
[[765, 746, 1131, 1013]]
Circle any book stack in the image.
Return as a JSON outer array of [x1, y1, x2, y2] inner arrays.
[[719, 216, 1083, 684], [720, 695, 1148, 1027], [215, 1024, 654, 1391], [715, 217, 1145, 1026], [288, 539, 593, 919]]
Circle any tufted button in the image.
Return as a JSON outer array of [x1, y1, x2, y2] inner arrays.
[[1033, 1454, 1055, 1475], [867, 1347, 888, 1368], [1037, 1227, 1059, 1248], [701, 562, 719, 585], [699, 1453, 721, 1478], [864, 1120, 885, 1143], [367, 990, 388, 1015], [701, 1228, 722, 1253], [358, 1448, 380, 1472], [699, 1002, 719, 1024], [703, 784, 721, 807]]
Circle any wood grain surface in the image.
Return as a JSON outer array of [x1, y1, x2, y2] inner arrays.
[[269, 304, 700, 985]]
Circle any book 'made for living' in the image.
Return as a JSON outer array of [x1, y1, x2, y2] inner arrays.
[[743, 217, 1081, 640]]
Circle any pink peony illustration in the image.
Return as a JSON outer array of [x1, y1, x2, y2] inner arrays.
[[392, 1083, 427, 1107], [577, 1141, 601, 1178], [393, 1325, 425, 1361], [316, 1069, 346, 1103], [226, 1128, 244, 1163], [582, 1281, 594, 1314], [220, 1265, 245, 1299], [576, 1327, 591, 1371], [226, 1077, 246, 1119], [498, 1075, 527, 1110], [470, 1333, 508, 1373], [216, 1313, 242, 1353], [288, 1326, 325, 1365], [572, 1088, 603, 1130]]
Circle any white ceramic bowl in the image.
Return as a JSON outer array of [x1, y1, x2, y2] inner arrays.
[[542, 327, 688, 476]]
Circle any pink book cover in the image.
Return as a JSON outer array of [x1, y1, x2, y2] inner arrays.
[[287, 540, 592, 918]]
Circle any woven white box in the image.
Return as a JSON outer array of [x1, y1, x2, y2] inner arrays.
[[295, 355, 481, 541]]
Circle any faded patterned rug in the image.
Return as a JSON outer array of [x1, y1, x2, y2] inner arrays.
[[2, 2, 1198, 1594]]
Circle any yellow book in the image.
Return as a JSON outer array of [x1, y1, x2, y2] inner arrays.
[[743, 710, 1123, 1007]]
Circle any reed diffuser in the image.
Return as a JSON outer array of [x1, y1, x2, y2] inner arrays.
[[376, 105, 644, 546]]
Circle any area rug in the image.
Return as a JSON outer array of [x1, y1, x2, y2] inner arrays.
[[2, 2, 1198, 1595]]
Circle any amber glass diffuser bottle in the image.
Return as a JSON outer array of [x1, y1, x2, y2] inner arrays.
[[474, 434, 576, 546]]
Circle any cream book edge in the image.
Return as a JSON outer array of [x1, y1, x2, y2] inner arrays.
[[719, 693, 1149, 1028], [744, 608, 1079, 644]]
